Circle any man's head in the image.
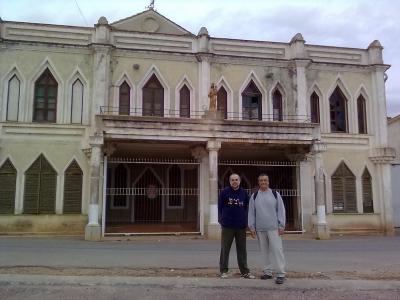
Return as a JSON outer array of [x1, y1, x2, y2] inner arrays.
[[229, 173, 241, 190], [258, 173, 269, 191]]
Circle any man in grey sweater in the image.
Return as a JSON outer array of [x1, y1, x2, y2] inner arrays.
[[248, 173, 286, 284]]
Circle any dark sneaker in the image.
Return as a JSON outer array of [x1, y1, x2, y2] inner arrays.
[[275, 277, 285, 284], [241, 273, 255, 279], [260, 274, 273, 280]]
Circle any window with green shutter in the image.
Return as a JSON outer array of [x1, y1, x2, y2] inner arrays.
[[362, 168, 374, 213], [63, 160, 83, 214], [24, 154, 56, 214], [0, 159, 17, 214], [332, 162, 357, 213]]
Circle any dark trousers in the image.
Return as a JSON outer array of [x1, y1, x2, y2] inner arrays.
[[219, 227, 249, 274]]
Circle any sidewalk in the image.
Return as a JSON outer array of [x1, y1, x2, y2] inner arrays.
[[1, 234, 400, 280]]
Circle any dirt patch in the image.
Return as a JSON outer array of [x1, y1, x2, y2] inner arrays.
[[1, 266, 399, 280]]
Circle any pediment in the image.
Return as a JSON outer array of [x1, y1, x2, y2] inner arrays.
[[111, 9, 193, 36]]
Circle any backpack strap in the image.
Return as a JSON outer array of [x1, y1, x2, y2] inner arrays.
[[253, 189, 277, 201]]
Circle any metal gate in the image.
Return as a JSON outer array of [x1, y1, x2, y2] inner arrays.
[[218, 160, 301, 232], [104, 158, 200, 235]]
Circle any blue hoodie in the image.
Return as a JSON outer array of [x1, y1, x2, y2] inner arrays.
[[218, 186, 249, 229]]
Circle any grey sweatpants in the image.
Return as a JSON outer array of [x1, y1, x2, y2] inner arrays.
[[257, 230, 286, 277]]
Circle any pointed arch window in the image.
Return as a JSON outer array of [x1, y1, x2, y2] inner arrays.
[[119, 81, 130, 115], [362, 168, 373, 213], [310, 92, 320, 123], [273, 89, 283, 121], [33, 69, 58, 122], [143, 74, 164, 117], [7, 75, 20, 122], [24, 154, 56, 214], [357, 95, 367, 134], [329, 87, 347, 132], [71, 79, 83, 123], [242, 81, 262, 120], [331, 162, 356, 213], [179, 84, 190, 118], [0, 159, 17, 214], [63, 160, 83, 214], [217, 86, 228, 119]]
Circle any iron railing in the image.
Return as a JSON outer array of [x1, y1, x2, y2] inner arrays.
[[99, 106, 312, 123]]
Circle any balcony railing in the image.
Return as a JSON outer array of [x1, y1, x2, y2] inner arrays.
[[99, 106, 311, 123]]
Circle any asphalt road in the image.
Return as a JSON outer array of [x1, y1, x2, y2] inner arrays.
[[0, 234, 399, 274], [1, 275, 399, 300]]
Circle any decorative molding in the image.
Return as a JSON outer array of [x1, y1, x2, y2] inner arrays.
[[369, 147, 396, 163]]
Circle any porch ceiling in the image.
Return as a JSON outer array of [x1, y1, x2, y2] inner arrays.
[[104, 140, 311, 161]]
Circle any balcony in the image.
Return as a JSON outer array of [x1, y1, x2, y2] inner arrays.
[[98, 106, 317, 145]]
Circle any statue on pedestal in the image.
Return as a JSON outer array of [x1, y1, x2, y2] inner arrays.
[[208, 83, 218, 112]]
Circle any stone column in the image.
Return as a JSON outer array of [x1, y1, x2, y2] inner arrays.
[[85, 135, 103, 241], [206, 139, 221, 239], [312, 141, 330, 239], [196, 27, 211, 114], [91, 17, 112, 126], [299, 159, 313, 232], [294, 59, 310, 121], [370, 149, 396, 235], [368, 40, 395, 235], [191, 146, 209, 236], [289, 33, 310, 122]]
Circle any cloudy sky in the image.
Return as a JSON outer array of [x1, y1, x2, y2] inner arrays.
[[1, 0, 399, 116]]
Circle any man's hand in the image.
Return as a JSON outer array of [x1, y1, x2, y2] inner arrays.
[[250, 230, 256, 239], [278, 227, 285, 236]]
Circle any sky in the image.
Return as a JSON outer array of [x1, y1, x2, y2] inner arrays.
[[1, 0, 399, 117]]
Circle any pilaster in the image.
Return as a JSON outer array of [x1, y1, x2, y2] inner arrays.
[[206, 139, 221, 239], [85, 134, 104, 241], [312, 141, 330, 239]]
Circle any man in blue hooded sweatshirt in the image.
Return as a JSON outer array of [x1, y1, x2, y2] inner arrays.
[[218, 173, 255, 279]]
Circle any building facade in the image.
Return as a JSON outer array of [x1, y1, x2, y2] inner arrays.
[[388, 115, 400, 227], [0, 9, 396, 240]]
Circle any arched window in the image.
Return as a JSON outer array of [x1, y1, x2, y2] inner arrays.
[[0, 159, 17, 214], [310, 92, 320, 123], [168, 164, 183, 208], [7, 75, 20, 121], [33, 69, 58, 122], [71, 79, 83, 123], [63, 160, 83, 214], [329, 87, 347, 132], [331, 162, 356, 213], [273, 89, 283, 121], [143, 74, 164, 117], [179, 85, 190, 118], [362, 168, 373, 213], [217, 86, 227, 119], [119, 81, 130, 115], [242, 80, 262, 120], [24, 154, 56, 214], [357, 95, 367, 134]]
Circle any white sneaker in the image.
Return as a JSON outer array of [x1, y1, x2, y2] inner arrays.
[[241, 273, 255, 279], [220, 272, 228, 279]]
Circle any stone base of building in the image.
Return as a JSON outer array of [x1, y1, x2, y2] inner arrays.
[[207, 223, 221, 239], [85, 224, 102, 241], [384, 224, 396, 236], [315, 223, 330, 240], [0, 215, 86, 235]]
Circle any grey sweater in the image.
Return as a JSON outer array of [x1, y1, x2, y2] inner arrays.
[[248, 189, 286, 231]]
